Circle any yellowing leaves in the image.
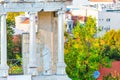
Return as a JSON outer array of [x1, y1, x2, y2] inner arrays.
[[73, 43, 79, 49], [100, 40, 105, 45], [103, 29, 120, 47], [7, 12, 25, 21]]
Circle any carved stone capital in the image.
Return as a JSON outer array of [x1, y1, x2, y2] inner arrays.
[[57, 10, 65, 16], [29, 12, 37, 15]]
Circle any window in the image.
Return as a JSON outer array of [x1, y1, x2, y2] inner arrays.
[[106, 18, 110, 22], [104, 26, 110, 32]]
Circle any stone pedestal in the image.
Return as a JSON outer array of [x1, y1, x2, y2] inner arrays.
[[56, 75, 71, 80], [35, 74, 71, 80], [0, 66, 9, 78]]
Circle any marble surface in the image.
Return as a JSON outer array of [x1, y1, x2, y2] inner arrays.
[[7, 75, 31, 80]]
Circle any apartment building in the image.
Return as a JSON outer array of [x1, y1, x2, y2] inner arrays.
[[89, 0, 120, 10], [66, 4, 120, 36]]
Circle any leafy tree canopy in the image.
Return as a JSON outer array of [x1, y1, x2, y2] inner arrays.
[[7, 19, 15, 59], [65, 17, 111, 80], [102, 29, 120, 60]]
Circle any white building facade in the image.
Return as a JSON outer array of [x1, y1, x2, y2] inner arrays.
[[67, 4, 120, 36], [89, 0, 118, 11]]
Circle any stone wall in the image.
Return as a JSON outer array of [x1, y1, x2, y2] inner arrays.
[[22, 33, 29, 74], [22, 12, 58, 75]]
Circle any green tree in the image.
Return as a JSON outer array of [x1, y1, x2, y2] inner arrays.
[[7, 19, 15, 59], [64, 17, 111, 80], [102, 29, 120, 60], [6, 12, 24, 59]]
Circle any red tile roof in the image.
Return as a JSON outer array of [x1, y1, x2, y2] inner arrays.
[[21, 17, 38, 24], [21, 18, 30, 24]]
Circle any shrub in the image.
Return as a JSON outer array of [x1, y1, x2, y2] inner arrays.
[[65, 17, 111, 80]]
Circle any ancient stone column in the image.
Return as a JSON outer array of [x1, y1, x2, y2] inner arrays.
[[0, 13, 9, 80], [28, 12, 38, 76], [56, 10, 66, 75]]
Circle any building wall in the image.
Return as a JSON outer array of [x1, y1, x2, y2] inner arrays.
[[85, 9, 120, 35], [15, 15, 28, 30], [98, 11, 120, 31], [89, 1, 114, 10], [15, 15, 38, 32], [70, 7, 120, 36]]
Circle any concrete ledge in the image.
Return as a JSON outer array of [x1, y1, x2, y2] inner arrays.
[[35, 74, 71, 80], [0, 2, 65, 12], [0, 77, 7, 80], [7, 74, 71, 80], [7, 75, 31, 80]]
